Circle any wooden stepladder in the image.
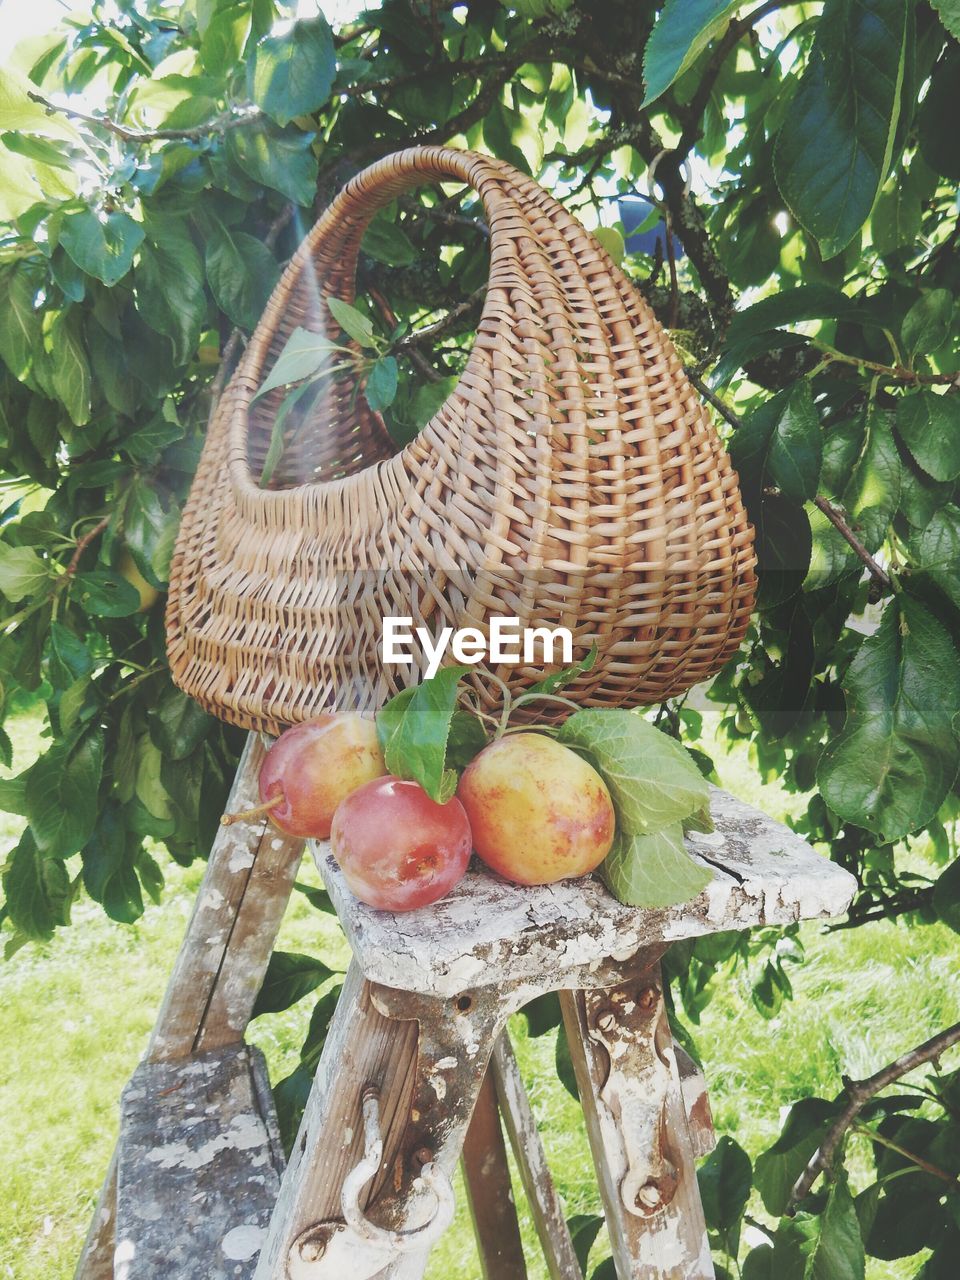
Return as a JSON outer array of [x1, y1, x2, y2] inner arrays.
[[76, 734, 856, 1280]]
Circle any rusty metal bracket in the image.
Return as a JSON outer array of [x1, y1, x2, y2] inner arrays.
[[286, 1087, 454, 1280], [582, 976, 680, 1217]]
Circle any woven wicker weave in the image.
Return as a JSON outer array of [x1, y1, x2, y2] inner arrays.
[[167, 146, 756, 735]]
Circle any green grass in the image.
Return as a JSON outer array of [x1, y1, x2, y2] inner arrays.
[[1, 711, 957, 1280]]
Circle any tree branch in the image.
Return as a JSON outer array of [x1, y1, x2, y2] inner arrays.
[[63, 517, 109, 580], [393, 286, 487, 355], [812, 496, 892, 591], [671, 0, 784, 158], [686, 369, 742, 429], [27, 90, 261, 143], [788, 1020, 960, 1211]]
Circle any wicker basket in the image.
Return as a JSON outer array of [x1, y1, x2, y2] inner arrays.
[[166, 146, 756, 735]]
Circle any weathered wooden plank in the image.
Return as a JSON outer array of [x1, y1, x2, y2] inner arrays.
[[148, 734, 298, 1061], [78, 733, 302, 1278], [196, 820, 304, 1055], [461, 1069, 527, 1280], [675, 1045, 715, 1160], [490, 1033, 582, 1280], [115, 1044, 284, 1280], [257, 961, 516, 1280], [559, 971, 713, 1280], [311, 786, 856, 996], [254, 961, 420, 1280], [74, 1152, 116, 1280]]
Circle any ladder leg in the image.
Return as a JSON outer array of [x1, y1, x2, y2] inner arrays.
[[559, 965, 714, 1280], [76, 733, 305, 1279], [491, 1032, 582, 1280], [74, 1151, 117, 1280], [461, 1067, 527, 1280], [257, 962, 509, 1280]]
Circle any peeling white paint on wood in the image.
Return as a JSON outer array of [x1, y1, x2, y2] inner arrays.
[[311, 787, 856, 997], [116, 1045, 284, 1279]]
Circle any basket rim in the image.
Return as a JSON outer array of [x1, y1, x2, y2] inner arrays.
[[225, 146, 519, 503]]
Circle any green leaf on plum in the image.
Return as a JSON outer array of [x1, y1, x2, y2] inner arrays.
[[601, 824, 711, 909], [377, 667, 469, 803], [558, 708, 709, 834]]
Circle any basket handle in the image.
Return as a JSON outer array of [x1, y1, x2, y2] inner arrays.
[[230, 146, 573, 494]]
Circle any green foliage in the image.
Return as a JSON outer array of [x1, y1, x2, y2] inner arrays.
[[773, 0, 913, 258], [0, 0, 958, 1272]]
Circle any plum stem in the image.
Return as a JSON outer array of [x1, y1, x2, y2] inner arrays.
[[220, 793, 283, 827]]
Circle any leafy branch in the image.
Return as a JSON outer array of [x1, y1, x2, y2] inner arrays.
[[27, 91, 262, 143], [788, 1020, 960, 1211]]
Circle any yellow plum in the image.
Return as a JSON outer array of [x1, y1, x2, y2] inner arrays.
[[457, 733, 615, 885]]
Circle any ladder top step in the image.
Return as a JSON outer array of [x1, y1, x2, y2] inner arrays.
[[312, 786, 856, 996], [115, 1044, 284, 1279]]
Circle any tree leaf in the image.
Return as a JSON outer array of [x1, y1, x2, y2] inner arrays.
[[754, 1097, 840, 1216], [906, 505, 960, 612], [253, 15, 337, 127], [558, 708, 709, 834], [252, 950, 334, 1016], [0, 542, 48, 602], [600, 824, 711, 909], [73, 569, 142, 617], [568, 1215, 604, 1274], [774, 0, 912, 258], [258, 380, 315, 488], [918, 45, 960, 180], [444, 708, 488, 771], [134, 213, 205, 366], [49, 308, 91, 426], [841, 403, 901, 553], [932, 857, 960, 935], [555, 1021, 579, 1100], [901, 289, 953, 358], [871, 180, 921, 255], [364, 355, 398, 412], [641, 0, 741, 107], [773, 1171, 865, 1280], [47, 620, 94, 689], [123, 480, 175, 588], [205, 220, 280, 330], [227, 123, 318, 206], [698, 1135, 752, 1253], [81, 804, 144, 924], [199, 1, 251, 75], [25, 729, 104, 858], [362, 215, 417, 266], [1, 828, 71, 940], [376, 668, 469, 803], [526, 643, 598, 695], [327, 296, 376, 348], [729, 381, 822, 505], [148, 685, 212, 760], [818, 595, 960, 841], [0, 262, 41, 381], [930, 0, 960, 39], [299, 981, 343, 1071], [273, 1063, 313, 1153], [742, 1247, 775, 1280], [59, 208, 144, 287], [257, 327, 343, 399], [896, 390, 960, 482]]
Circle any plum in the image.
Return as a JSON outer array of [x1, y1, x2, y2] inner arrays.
[[457, 733, 615, 885], [330, 777, 472, 911]]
